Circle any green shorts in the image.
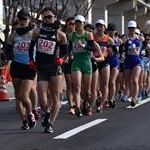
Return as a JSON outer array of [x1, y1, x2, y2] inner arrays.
[[71, 58, 92, 74]]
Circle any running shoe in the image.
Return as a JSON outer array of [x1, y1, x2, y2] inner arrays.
[[82, 101, 88, 115], [86, 108, 93, 116], [118, 91, 124, 101], [27, 113, 36, 128], [44, 123, 53, 133], [75, 108, 83, 118], [108, 100, 116, 108], [103, 101, 109, 108], [32, 109, 40, 120], [130, 100, 136, 107], [137, 96, 142, 104], [68, 107, 75, 115], [21, 120, 29, 130], [145, 91, 148, 98], [96, 106, 103, 113], [121, 95, 128, 102], [41, 112, 50, 127], [96, 98, 101, 107]]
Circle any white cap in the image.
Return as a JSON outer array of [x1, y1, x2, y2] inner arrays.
[[95, 19, 105, 26], [127, 20, 137, 28], [74, 15, 85, 22]]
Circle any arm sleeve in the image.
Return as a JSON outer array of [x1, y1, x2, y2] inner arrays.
[[111, 45, 118, 54], [29, 40, 36, 61], [0, 38, 4, 46], [84, 40, 96, 51], [5, 44, 13, 60], [119, 43, 126, 53], [59, 44, 68, 58]]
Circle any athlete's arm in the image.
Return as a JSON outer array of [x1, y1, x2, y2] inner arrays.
[[84, 32, 95, 51], [29, 28, 40, 61], [5, 32, 15, 60], [107, 36, 114, 55], [94, 41, 104, 62], [58, 31, 68, 58]]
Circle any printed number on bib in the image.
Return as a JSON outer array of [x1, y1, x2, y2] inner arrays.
[[73, 41, 86, 53], [16, 41, 30, 53], [38, 38, 56, 55], [101, 46, 107, 54]]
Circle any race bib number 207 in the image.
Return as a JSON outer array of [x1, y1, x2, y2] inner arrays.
[[38, 38, 56, 55]]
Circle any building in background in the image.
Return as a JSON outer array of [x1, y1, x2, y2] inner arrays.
[[0, 0, 150, 34], [92, 0, 150, 34]]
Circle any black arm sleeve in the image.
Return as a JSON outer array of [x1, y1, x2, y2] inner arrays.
[[84, 40, 96, 51], [68, 41, 73, 54], [119, 43, 126, 53], [111, 45, 118, 54], [29, 40, 36, 61], [5, 44, 13, 60], [0, 38, 4, 46], [59, 44, 68, 58]]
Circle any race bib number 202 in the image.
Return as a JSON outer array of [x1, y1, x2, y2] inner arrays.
[[38, 38, 56, 55]]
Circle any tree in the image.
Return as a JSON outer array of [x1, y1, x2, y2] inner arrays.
[[2, 0, 95, 48]]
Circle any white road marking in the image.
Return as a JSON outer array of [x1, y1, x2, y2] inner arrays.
[[9, 97, 15, 100], [127, 97, 150, 109], [37, 101, 68, 111], [61, 101, 68, 105], [53, 119, 107, 139]]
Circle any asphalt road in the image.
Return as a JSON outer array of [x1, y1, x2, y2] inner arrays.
[[0, 97, 150, 150]]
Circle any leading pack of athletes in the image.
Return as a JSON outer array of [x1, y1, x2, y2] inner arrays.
[[4, 7, 150, 134]]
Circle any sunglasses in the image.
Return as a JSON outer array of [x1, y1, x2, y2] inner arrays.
[[75, 20, 82, 24], [68, 22, 75, 26], [96, 23, 104, 27], [18, 17, 28, 21], [128, 27, 135, 29], [44, 15, 54, 19]]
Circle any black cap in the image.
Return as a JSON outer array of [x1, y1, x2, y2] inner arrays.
[[108, 23, 116, 31], [17, 9, 30, 19]]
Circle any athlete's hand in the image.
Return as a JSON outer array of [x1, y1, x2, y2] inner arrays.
[[29, 60, 36, 70], [55, 58, 65, 66]]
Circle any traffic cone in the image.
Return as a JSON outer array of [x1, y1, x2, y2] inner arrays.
[[0, 69, 9, 101], [3, 65, 12, 83]]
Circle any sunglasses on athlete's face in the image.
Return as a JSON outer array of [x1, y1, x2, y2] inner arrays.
[[128, 27, 135, 30], [68, 22, 75, 26], [43, 15, 54, 19], [75, 20, 83, 24], [96, 23, 104, 28]]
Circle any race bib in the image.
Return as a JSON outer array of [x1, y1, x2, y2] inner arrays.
[[100, 46, 107, 54], [73, 41, 86, 53], [15, 41, 30, 54], [37, 38, 56, 55]]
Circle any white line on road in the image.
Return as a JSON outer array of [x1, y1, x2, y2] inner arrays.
[[61, 101, 68, 105], [9, 97, 15, 100], [53, 119, 107, 139], [126, 97, 150, 109]]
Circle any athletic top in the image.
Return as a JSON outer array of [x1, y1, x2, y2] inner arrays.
[[125, 37, 141, 55], [36, 23, 58, 64], [71, 31, 91, 59], [94, 34, 110, 59], [13, 28, 34, 65]]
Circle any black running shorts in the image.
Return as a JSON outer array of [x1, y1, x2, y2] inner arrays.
[[10, 61, 36, 80]]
